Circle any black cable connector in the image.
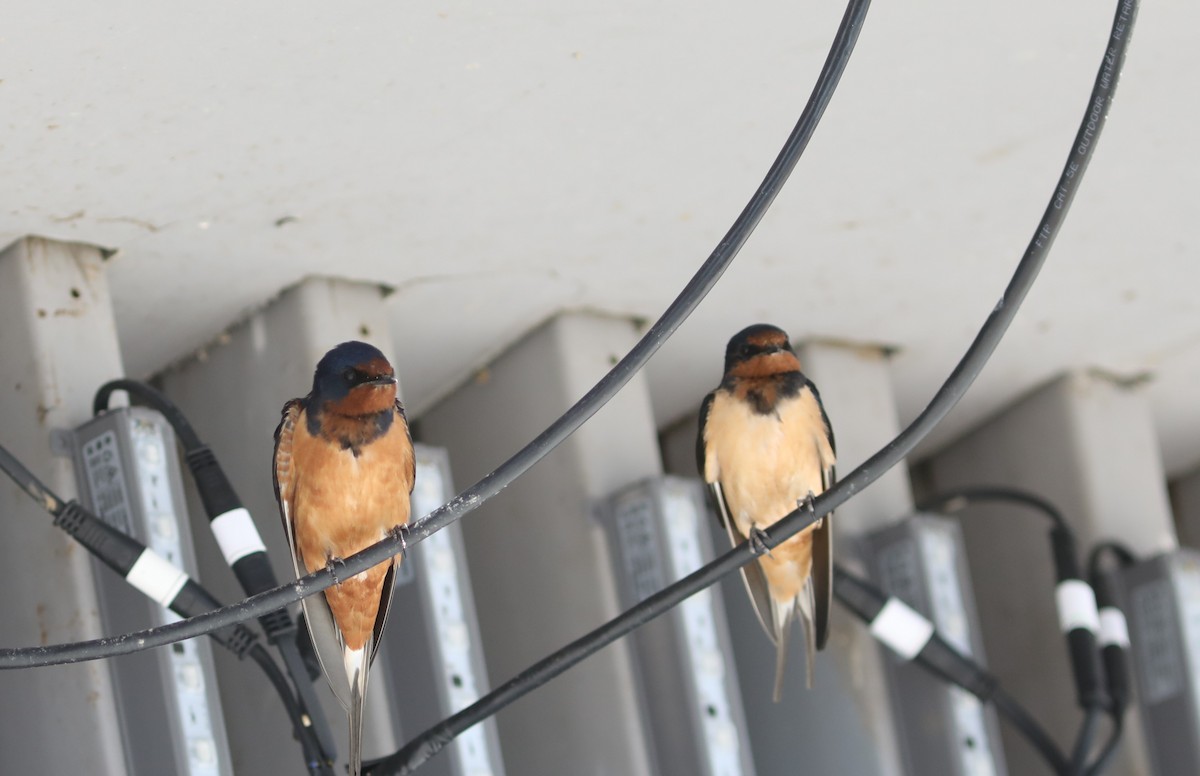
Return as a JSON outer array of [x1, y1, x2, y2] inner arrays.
[[1089, 543, 1134, 714], [921, 486, 1113, 771], [53, 500, 258, 658], [1085, 541, 1137, 774], [833, 565, 1070, 773], [1050, 529, 1107, 714], [1, 453, 334, 775], [94, 380, 290, 638], [93, 380, 338, 763]]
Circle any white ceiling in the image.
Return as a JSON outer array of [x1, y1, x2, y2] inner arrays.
[[3, 1, 1196, 476]]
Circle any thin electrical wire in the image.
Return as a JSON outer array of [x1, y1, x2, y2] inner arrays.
[[0, 0, 872, 667]]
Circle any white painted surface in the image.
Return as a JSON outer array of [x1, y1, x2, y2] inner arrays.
[[0, 0, 1193, 475]]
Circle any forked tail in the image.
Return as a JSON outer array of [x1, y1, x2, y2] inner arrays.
[[344, 644, 372, 776]]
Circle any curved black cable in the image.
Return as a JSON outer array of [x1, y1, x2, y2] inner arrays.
[[248, 644, 335, 776], [0, 0, 872, 667], [1071, 708, 1104, 774], [365, 0, 1139, 766], [92, 379, 203, 450], [918, 486, 1070, 532], [0, 0, 1136, 673], [1085, 715, 1123, 776], [988, 686, 1074, 775], [922, 486, 1116, 773]]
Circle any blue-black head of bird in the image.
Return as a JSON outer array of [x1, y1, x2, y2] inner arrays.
[[307, 341, 398, 445], [722, 324, 802, 381]]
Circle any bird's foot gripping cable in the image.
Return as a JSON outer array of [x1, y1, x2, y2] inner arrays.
[[389, 524, 410, 562], [748, 526, 775, 558], [325, 556, 348, 587], [798, 491, 818, 523]]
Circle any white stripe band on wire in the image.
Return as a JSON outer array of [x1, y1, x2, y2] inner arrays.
[[211, 507, 267, 566], [870, 598, 935, 661], [1056, 579, 1101, 634], [1099, 607, 1131, 648], [126, 549, 189, 606]]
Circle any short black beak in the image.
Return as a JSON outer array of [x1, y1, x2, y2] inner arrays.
[[366, 375, 397, 386]]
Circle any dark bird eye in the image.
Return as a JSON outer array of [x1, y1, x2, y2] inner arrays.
[[343, 368, 357, 383]]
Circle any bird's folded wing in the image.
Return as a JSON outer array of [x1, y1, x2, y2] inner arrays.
[[273, 399, 354, 710], [812, 463, 834, 650], [709, 481, 781, 646]]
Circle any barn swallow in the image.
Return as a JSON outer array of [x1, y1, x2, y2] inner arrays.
[[273, 341, 415, 776], [697, 324, 835, 701]]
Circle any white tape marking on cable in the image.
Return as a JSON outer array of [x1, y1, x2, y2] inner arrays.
[[1056, 579, 1100, 634], [870, 598, 935, 660], [126, 549, 189, 606], [1098, 607, 1131, 648], [211, 507, 267, 566]]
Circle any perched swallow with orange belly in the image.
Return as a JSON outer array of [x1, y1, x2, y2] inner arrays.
[[273, 341, 415, 776], [697, 324, 835, 701]]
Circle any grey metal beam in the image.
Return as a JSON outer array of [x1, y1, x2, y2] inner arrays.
[[0, 236, 129, 775], [417, 312, 659, 776]]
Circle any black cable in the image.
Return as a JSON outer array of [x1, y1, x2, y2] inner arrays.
[[0, 438, 67, 516], [1085, 715, 1123, 776], [918, 486, 1069, 532], [248, 644, 336, 776], [93, 381, 339, 762], [1085, 541, 1136, 776], [922, 487, 1108, 718], [92, 379, 203, 449], [989, 686, 1074, 775], [832, 564, 1071, 774], [0, 0, 1137, 681], [922, 486, 1117, 773], [0, 442, 334, 774], [0, 0, 872, 668], [1070, 707, 1104, 774]]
